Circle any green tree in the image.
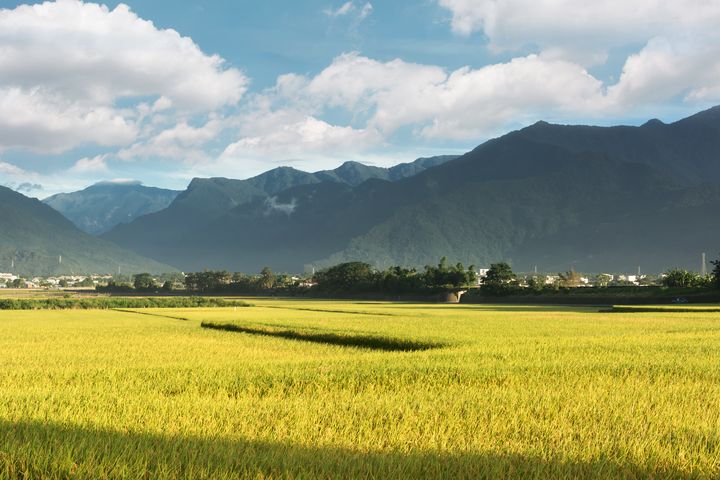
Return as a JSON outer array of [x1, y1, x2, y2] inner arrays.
[[314, 262, 376, 292], [184, 271, 231, 293], [133, 273, 156, 291], [422, 259, 476, 290], [378, 266, 424, 293], [662, 269, 703, 288], [558, 269, 583, 288], [526, 275, 545, 293], [595, 274, 612, 287], [58, 279, 69, 288], [481, 262, 517, 296], [712, 255, 720, 289], [258, 267, 276, 290]]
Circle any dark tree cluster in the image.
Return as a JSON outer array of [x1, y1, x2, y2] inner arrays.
[[661, 269, 711, 288], [313, 258, 477, 294], [480, 262, 518, 296], [184, 268, 299, 294], [711, 255, 720, 290]]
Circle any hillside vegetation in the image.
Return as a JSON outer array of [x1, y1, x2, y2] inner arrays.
[[0, 186, 174, 275], [104, 156, 456, 260], [44, 182, 179, 234], [104, 107, 720, 274]]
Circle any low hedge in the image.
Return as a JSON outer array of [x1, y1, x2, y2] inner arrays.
[[0, 297, 251, 310]]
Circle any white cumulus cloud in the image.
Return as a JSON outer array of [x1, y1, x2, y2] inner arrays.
[[0, 0, 248, 154], [70, 155, 110, 174], [222, 116, 380, 160], [437, 0, 720, 52], [118, 116, 226, 164], [0, 161, 28, 176], [251, 52, 603, 141]]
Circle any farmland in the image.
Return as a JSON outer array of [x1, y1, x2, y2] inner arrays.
[[1, 299, 719, 478]]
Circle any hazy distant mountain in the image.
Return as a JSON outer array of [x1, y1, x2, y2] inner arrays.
[[0, 186, 174, 276], [104, 156, 457, 261], [105, 106, 720, 273], [44, 181, 179, 234]]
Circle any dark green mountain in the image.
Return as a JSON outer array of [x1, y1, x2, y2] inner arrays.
[[44, 181, 179, 234], [106, 107, 720, 274], [0, 186, 174, 276], [104, 156, 457, 261]]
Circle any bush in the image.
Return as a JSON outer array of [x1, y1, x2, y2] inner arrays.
[[480, 262, 518, 296], [0, 297, 251, 310], [314, 262, 377, 292], [712, 256, 720, 290], [662, 269, 707, 288]]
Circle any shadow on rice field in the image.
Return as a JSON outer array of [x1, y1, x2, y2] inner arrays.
[[0, 419, 702, 480], [200, 321, 444, 352]]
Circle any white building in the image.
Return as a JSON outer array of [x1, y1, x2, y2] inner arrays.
[[0, 273, 18, 282], [476, 269, 490, 285]]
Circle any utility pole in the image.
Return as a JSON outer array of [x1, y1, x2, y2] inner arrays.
[[702, 253, 707, 276]]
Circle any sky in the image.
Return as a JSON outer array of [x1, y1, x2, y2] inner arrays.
[[1, 0, 720, 197]]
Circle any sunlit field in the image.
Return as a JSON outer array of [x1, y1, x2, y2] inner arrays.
[[1, 299, 719, 478]]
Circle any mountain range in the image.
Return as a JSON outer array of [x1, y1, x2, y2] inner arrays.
[[102, 156, 457, 262], [5, 106, 719, 276], [0, 186, 172, 276], [43, 181, 180, 235], [99, 106, 720, 274]]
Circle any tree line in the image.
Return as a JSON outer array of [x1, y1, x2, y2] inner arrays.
[[313, 258, 477, 294], [97, 258, 477, 295], [93, 254, 720, 297], [477, 260, 720, 296]]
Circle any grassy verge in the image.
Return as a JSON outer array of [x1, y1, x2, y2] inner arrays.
[[0, 297, 252, 310]]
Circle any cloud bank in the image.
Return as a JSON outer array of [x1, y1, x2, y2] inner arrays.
[[0, 0, 247, 154], [2, 0, 720, 194]]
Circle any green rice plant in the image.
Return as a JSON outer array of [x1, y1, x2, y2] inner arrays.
[[0, 300, 719, 478], [200, 320, 444, 351]]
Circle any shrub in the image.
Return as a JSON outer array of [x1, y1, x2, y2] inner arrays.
[[662, 269, 706, 288], [0, 297, 251, 310], [480, 262, 518, 296]]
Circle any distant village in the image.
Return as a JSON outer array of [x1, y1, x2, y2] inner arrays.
[[0, 273, 113, 290], [0, 270, 663, 290]]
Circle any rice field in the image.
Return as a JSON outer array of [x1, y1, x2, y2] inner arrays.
[[1, 298, 719, 479]]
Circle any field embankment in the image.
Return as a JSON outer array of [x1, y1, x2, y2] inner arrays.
[[0, 297, 251, 310]]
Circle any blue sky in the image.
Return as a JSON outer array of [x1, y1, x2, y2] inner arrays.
[[1, 0, 719, 196]]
